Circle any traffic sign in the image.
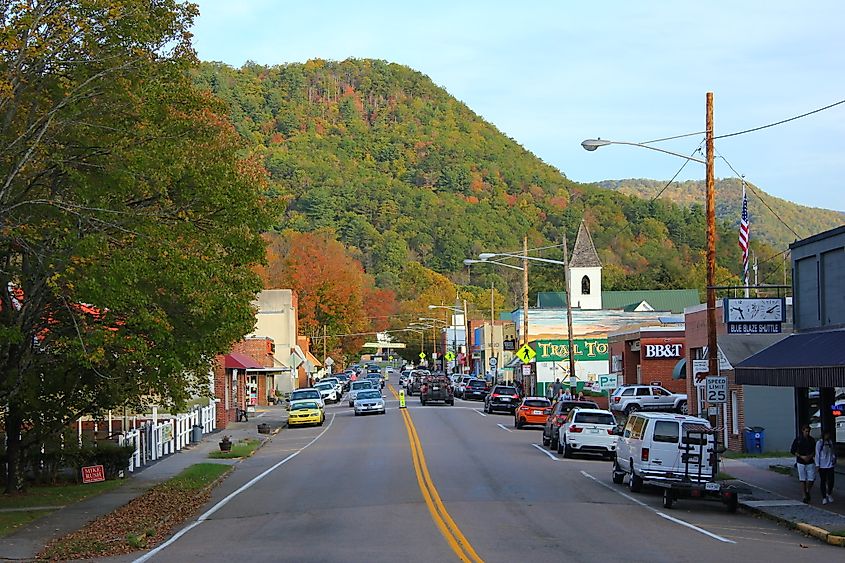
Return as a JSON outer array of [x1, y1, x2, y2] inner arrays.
[[324, 357, 334, 367], [515, 343, 536, 363], [388, 355, 394, 361], [706, 376, 727, 403], [489, 356, 497, 368], [598, 374, 618, 391], [445, 351, 456, 361], [419, 352, 426, 360]]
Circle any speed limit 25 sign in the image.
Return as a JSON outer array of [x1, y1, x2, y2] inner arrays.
[[706, 376, 727, 403]]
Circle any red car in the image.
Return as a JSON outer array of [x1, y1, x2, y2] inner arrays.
[[514, 397, 552, 429]]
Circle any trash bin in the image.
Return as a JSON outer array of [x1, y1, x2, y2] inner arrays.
[[191, 424, 203, 444], [744, 426, 765, 454]]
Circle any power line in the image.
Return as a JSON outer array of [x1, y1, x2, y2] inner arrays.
[[715, 149, 801, 239], [715, 97, 845, 140]]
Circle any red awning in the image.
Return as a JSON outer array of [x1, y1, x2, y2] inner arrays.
[[224, 353, 263, 370]]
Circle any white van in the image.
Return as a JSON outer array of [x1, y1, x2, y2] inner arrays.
[[613, 412, 715, 492]]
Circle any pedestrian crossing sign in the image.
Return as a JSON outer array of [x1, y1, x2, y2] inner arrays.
[[516, 343, 536, 363], [445, 351, 455, 361], [419, 352, 426, 359]]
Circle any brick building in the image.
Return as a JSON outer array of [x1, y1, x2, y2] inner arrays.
[[213, 337, 279, 430], [608, 326, 687, 395]]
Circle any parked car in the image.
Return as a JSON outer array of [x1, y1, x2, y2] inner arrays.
[[559, 408, 617, 458], [288, 388, 325, 409], [348, 380, 375, 407], [609, 385, 688, 416], [287, 401, 324, 427], [420, 375, 454, 406], [463, 379, 489, 401], [354, 389, 386, 416], [613, 412, 715, 492], [315, 382, 338, 404], [542, 400, 599, 451], [514, 397, 552, 429], [484, 385, 520, 414]]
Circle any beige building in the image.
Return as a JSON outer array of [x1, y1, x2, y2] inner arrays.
[[250, 289, 302, 395]]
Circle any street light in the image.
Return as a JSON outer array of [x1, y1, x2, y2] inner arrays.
[[464, 258, 524, 271], [471, 239, 578, 393], [581, 91, 719, 405]]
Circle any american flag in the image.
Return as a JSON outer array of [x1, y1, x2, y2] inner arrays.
[[738, 184, 750, 286]]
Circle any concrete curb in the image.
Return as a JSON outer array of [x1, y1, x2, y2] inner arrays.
[[740, 500, 844, 547]]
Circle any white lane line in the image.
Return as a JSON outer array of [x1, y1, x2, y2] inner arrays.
[[532, 443, 558, 461], [497, 423, 513, 433], [134, 414, 337, 563], [474, 409, 487, 417], [580, 470, 735, 544]]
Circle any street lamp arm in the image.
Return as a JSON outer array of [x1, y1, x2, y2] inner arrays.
[[464, 258, 524, 271], [580, 138, 706, 164], [480, 253, 567, 266]]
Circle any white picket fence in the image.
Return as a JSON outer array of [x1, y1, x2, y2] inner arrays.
[[122, 402, 216, 473]]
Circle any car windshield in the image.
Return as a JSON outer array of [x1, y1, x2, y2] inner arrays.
[[291, 390, 320, 400], [315, 383, 332, 391], [524, 399, 550, 408], [574, 412, 615, 425], [291, 401, 319, 411], [468, 381, 486, 388], [495, 387, 517, 395], [352, 382, 372, 390], [357, 390, 381, 400]]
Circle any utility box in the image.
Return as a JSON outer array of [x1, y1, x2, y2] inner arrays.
[[744, 426, 765, 454]]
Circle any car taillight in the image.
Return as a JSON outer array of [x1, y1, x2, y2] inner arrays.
[[614, 397, 620, 403], [606, 428, 615, 435], [512, 394, 519, 399], [642, 448, 650, 462], [569, 425, 583, 433], [492, 393, 500, 398]]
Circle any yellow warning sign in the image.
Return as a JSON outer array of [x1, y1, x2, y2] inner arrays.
[[516, 343, 536, 363]]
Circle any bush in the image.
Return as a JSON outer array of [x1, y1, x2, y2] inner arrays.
[[82, 443, 134, 480]]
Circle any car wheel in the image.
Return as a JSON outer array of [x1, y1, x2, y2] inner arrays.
[[628, 464, 643, 493], [542, 433, 550, 447], [354, 411, 359, 417], [625, 404, 640, 415], [421, 399, 426, 406], [726, 492, 739, 513], [612, 461, 625, 484], [557, 439, 564, 455], [662, 489, 674, 509], [677, 400, 688, 415], [550, 434, 559, 451]]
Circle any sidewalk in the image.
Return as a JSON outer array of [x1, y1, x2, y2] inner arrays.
[[0, 405, 289, 561], [722, 455, 845, 547]]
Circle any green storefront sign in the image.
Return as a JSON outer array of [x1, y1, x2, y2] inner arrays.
[[531, 339, 609, 362]]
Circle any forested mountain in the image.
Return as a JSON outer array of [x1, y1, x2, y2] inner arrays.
[[193, 59, 802, 308], [598, 179, 844, 250]]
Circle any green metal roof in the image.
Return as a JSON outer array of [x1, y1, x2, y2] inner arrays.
[[536, 289, 700, 314]]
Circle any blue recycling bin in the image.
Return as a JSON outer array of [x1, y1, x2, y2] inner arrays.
[[744, 426, 765, 454]]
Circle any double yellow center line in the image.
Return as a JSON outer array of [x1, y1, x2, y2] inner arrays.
[[390, 385, 483, 563]]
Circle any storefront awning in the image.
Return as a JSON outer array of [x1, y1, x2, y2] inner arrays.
[[224, 353, 263, 370], [735, 329, 845, 387], [672, 358, 686, 380]]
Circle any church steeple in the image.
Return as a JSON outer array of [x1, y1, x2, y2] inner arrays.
[[569, 220, 602, 268], [568, 220, 602, 310]]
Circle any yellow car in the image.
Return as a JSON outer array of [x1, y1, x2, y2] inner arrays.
[[287, 401, 324, 427]]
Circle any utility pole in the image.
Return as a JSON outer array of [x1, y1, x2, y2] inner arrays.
[[490, 281, 495, 381], [522, 236, 529, 346], [705, 92, 718, 385], [562, 234, 577, 387], [322, 325, 327, 367], [463, 298, 469, 375]]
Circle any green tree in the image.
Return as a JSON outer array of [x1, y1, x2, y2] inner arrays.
[[0, 0, 273, 492]]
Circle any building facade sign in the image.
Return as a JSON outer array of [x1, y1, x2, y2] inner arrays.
[[532, 339, 609, 362], [643, 342, 684, 358]]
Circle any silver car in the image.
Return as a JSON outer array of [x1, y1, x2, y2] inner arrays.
[[354, 389, 386, 416], [348, 380, 375, 407]]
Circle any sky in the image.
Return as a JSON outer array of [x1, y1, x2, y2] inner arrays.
[[191, 1, 845, 212]]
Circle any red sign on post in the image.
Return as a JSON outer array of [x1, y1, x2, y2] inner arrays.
[[81, 464, 105, 484]]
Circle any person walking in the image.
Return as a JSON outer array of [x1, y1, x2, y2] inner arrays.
[[790, 424, 816, 503], [551, 378, 562, 400], [816, 430, 837, 504]]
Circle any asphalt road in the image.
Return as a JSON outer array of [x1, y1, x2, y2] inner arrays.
[[130, 387, 840, 563]]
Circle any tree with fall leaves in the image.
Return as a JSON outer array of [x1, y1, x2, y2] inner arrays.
[[0, 1, 272, 493]]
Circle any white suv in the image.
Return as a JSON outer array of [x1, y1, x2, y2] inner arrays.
[[613, 412, 714, 492], [610, 385, 688, 416], [559, 408, 618, 459]]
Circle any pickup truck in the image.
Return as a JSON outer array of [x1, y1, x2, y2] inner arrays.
[[420, 376, 454, 406]]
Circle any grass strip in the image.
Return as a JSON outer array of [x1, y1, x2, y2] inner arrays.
[[829, 530, 845, 537], [208, 438, 261, 459], [715, 471, 735, 481], [39, 463, 231, 561], [0, 479, 126, 538]]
